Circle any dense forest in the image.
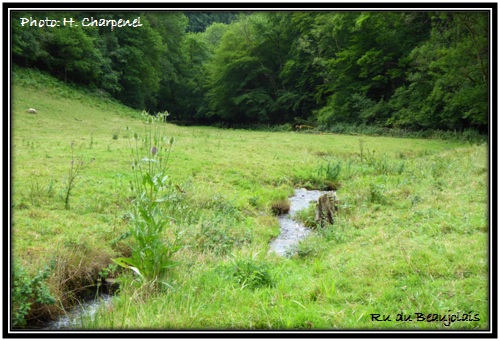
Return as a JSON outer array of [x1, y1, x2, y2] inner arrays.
[[12, 11, 489, 132]]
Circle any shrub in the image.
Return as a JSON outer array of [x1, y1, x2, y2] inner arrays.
[[12, 261, 56, 328]]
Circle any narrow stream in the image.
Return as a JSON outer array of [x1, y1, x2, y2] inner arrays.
[[269, 188, 329, 256], [43, 188, 327, 328], [43, 293, 113, 330]]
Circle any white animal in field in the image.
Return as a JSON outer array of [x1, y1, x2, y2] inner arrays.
[[26, 108, 37, 114]]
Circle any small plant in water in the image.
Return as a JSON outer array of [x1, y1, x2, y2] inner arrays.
[[295, 203, 319, 228], [270, 199, 290, 215]]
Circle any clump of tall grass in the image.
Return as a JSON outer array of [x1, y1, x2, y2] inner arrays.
[[270, 199, 290, 215], [294, 161, 343, 190], [285, 235, 326, 259], [294, 203, 318, 229], [222, 254, 276, 290], [18, 179, 55, 208]]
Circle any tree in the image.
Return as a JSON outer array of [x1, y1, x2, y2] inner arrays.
[[205, 13, 298, 124], [276, 12, 327, 123], [312, 12, 432, 126], [12, 13, 51, 68], [12, 12, 105, 86], [390, 12, 489, 131], [185, 12, 239, 32], [108, 13, 165, 110], [11, 10, 489, 133], [146, 12, 189, 115]]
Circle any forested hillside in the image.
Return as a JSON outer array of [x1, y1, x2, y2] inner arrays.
[[12, 11, 489, 132]]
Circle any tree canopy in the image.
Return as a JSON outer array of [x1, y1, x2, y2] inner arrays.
[[12, 10, 490, 132]]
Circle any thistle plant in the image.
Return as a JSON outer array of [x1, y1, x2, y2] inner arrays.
[[113, 111, 180, 289], [64, 142, 94, 209]]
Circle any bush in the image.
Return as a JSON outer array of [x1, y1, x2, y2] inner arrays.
[[12, 262, 56, 328]]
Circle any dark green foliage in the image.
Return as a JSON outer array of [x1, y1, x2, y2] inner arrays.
[[12, 262, 56, 328], [185, 12, 239, 32], [12, 10, 489, 133], [147, 13, 189, 115], [314, 12, 432, 126], [388, 12, 489, 131]]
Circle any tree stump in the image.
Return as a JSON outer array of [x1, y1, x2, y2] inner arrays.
[[315, 192, 337, 227]]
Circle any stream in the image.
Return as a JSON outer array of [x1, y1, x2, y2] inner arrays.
[[269, 188, 329, 256], [43, 188, 327, 329], [43, 293, 113, 330]]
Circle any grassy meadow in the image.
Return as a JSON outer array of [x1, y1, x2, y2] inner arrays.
[[11, 68, 489, 330]]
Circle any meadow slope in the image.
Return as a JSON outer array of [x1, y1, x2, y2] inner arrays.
[[11, 68, 489, 330]]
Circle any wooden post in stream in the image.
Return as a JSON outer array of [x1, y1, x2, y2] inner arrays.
[[315, 192, 337, 228]]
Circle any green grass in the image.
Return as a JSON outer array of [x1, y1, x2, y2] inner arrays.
[[11, 67, 489, 330]]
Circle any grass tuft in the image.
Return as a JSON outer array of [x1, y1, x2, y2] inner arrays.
[[270, 199, 291, 216]]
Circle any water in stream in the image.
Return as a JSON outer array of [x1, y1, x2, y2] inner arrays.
[[269, 188, 329, 256], [43, 294, 113, 330], [43, 188, 328, 328]]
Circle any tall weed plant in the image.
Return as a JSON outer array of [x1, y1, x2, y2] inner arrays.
[[113, 111, 180, 289], [64, 142, 94, 209]]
